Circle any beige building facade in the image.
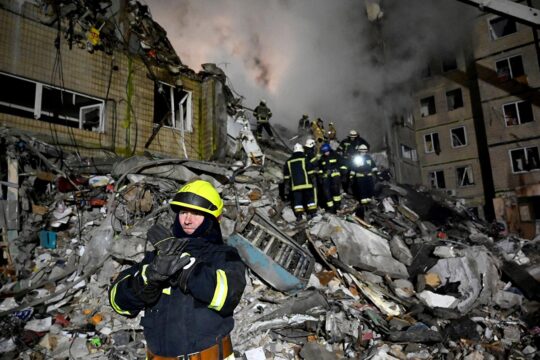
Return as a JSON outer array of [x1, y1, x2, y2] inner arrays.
[[412, 52, 487, 215], [472, 7, 540, 238], [0, 2, 226, 161]]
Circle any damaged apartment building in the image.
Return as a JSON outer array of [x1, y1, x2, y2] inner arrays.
[[0, 1, 540, 359], [0, 0, 230, 162], [390, 0, 540, 239]]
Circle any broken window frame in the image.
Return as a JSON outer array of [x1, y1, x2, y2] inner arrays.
[[450, 126, 468, 148], [428, 170, 446, 189], [456, 165, 475, 187], [424, 132, 440, 154], [502, 100, 534, 127], [0, 72, 105, 132], [495, 55, 525, 82], [488, 16, 517, 40], [400, 144, 418, 161], [420, 96, 436, 117], [153, 81, 193, 133], [509, 146, 540, 173], [446, 88, 464, 111]]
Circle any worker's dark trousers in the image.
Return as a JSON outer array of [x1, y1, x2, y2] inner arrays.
[[352, 174, 374, 204], [291, 188, 316, 218], [256, 122, 273, 139], [321, 175, 342, 213]]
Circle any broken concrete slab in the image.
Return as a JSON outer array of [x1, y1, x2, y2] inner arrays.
[[310, 216, 408, 279], [389, 235, 413, 266], [417, 290, 459, 309]]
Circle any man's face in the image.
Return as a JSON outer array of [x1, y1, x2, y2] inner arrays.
[[178, 209, 205, 235]]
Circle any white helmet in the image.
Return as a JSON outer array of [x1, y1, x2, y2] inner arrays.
[[305, 138, 316, 148], [358, 144, 368, 152], [293, 143, 304, 152], [349, 130, 358, 138]]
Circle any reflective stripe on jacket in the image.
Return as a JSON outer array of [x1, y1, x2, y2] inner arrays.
[[283, 152, 315, 191]]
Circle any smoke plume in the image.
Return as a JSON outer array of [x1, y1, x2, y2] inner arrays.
[[146, 0, 477, 149]]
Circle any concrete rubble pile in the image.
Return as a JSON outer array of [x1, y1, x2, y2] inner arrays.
[[0, 128, 539, 359]]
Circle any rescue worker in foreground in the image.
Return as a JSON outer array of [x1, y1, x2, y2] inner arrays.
[[253, 99, 274, 141], [349, 144, 378, 218], [109, 180, 246, 360], [317, 143, 344, 214], [283, 143, 317, 221]]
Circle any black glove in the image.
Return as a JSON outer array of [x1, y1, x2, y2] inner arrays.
[[170, 255, 199, 292], [147, 223, 173, 246], [145, 236, 191, 284], [132, 239, 191, 304], [132, 273, 162, 305]]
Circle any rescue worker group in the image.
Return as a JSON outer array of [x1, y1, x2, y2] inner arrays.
[[251, 99, 381, 220], [285, 112, 379, 221]]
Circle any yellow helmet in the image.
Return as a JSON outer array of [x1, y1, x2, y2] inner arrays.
[[170, 180, 223, 220]]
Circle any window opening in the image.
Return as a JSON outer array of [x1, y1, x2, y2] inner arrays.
[[457, 166, 474, 186], [400, 144, 418, 161], [503, 100, 534, 126], [424, 132, 440, 154], [496, 55, 525, 82], [442, 57, 458, 72], [450, 126, 467, 148], [429, 170, 446, 189], [153, 82, 193, 132], [0, 72, 104, 132], [509, 146, 540, 173], [420, 96, 436, 117], [489, 16, 517, 39]]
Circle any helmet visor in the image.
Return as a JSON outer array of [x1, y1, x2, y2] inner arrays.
[[170, 191, 218, 213]]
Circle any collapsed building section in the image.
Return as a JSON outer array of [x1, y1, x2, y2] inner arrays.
[[0, 129, 539, 359]]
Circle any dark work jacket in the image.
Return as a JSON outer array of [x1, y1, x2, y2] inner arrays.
[[337, 136, 370, 158], [283, 151, 314, 191], [253, 104, 272, 123], [109, 218, 246, 357], [349, 153, 377, 176], [317, 150, 344, 177], [304, 148, 319, 168]]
